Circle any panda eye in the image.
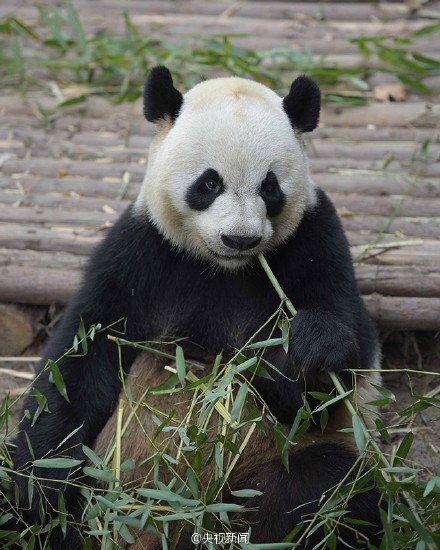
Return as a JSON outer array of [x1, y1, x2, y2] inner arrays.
[[262, 180, 274, 194], [204, 178, 220, 192], [261, 173, 277, 195], [186, 169, 224, 211], [260, 171, 285, 217]]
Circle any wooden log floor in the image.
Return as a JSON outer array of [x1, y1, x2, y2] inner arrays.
[[1, 1, 440, 334]]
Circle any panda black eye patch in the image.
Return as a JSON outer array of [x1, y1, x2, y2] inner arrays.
[[260, 171, 285, 217], [186, 169, 224, 211]]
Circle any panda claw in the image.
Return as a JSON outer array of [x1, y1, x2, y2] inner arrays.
[[289, 309, 360, 376]]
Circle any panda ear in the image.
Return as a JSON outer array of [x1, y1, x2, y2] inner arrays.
[[143, 66, 183, 123], [282, 75, 321, 133]]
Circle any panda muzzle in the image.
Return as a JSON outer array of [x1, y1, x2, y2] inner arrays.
[[221, 234, 262, 251]]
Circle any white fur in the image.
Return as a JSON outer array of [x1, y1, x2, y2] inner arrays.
[[136, 77, 317, 269]]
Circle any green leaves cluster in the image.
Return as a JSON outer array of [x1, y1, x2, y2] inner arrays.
[[353, 26, 440, 95], [1, 3, 439, 109], [1, 313, 439, 548]]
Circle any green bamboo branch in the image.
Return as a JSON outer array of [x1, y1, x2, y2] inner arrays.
[[257, 254, 297, 317]]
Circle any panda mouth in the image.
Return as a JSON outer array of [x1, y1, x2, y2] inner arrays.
[[211, 250, 243, 260], [206, 247, 252, 262]]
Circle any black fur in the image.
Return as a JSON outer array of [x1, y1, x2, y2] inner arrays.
[[12, 188, 379, 545], [283, 75, 321, 133], [226, 442, 381, 548], [143, 66, 183, 123], [185, 168, 224, 211], [260, 171, 285, 217]]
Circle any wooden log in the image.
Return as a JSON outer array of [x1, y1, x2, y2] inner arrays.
[[314, 127, 440, 143], [0, 113, 148, 136], [235, 2, 440, 22], [0, 266, 82, 306], [315, 174, 440, 200], [0, 249, 87, 270], [320, 103, 440, 129], [360, 244, 440, 268], [0, 206, 118, 227], [356, 264, 440, 297], [15, 0, 440, 23], [1, 157, 145, 179], [40, 1, 367, 20], [0, 224, 101, 256], [0, 192, 129, 214], [341, 215, 440, 239], [0, 127, 150, 150], [0, 95, 143, 120], [234, 38, 440, 65], [347, 232, 417, 247], [0, 176, 140, 202], [351, 238, 437, 260], [363, 295, 440, 331], [310, 158, 440, 177], [310, 142, 440, 162], [0, 135, 150, 165], [327, 194, 440, 218]]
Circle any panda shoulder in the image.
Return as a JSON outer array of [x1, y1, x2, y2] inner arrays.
[[82, 204, 166, 285], [298, 187, 347, 241]]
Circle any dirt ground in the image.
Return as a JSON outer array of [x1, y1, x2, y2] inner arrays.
[[380, 332, 439, 474]]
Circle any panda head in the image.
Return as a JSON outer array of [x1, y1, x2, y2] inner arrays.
[[136, 66, 320, 269]]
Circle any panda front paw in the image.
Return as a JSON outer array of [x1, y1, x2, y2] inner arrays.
[[289, 309, 359, 376]]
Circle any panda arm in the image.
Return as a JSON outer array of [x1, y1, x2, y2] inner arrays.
[[284, 189, 376, 376], [258, 190, 377, 419], [14, 206, 154, 520]]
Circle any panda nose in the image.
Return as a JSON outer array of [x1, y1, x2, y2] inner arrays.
[[221, 234, 262, 251]]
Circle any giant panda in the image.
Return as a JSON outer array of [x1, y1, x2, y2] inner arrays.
[[12, 67, 382, 548]]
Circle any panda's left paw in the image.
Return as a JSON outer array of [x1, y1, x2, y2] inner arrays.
[[289, 309, 359, 376]]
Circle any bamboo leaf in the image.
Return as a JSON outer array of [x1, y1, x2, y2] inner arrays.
[[137, 487, 200, 507], [83, 466, 118, 482], [230, 383, 248, 424], [395, 432, 414, 463], [314, 389, 352, 412], [204, 503, 243, 513], [82, 445, 105, 467], [175, 345, 186, 386], [352, 414, 366, 452], [60, 94, 87, 107], [77, 318, 88, 355], [246, 337, 286, 349], [48, 360, 70, 402], [230, 489, 262, 498], [33, 457, 82, 468]]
